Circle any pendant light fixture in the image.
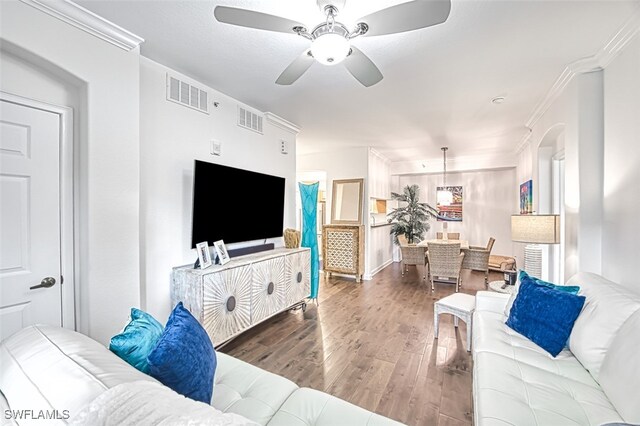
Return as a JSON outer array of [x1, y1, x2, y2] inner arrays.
[[437, 147, 453, 206]]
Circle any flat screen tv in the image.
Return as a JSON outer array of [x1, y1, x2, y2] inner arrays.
[[191, 160, 286, 247]]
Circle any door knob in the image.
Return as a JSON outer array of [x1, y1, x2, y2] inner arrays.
[[30, 277, 56, 290]]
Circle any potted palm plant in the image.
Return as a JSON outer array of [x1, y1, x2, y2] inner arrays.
[[387, 184, 439, 244]]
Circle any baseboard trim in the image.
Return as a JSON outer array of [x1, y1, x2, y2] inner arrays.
[[365, 259, 394, 280]]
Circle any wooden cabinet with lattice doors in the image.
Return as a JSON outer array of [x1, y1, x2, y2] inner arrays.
[[322, 224, 364, 282]]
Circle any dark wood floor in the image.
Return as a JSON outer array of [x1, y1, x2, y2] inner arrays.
[[221, 262, 504, 426]]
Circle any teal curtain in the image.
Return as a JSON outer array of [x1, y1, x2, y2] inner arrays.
[[299, 182, 319, 299]]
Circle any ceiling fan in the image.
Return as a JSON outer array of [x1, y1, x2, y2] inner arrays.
[[214, 0, 451, 87]]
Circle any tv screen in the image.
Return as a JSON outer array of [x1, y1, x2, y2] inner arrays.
[[191, 160, 286, 247]]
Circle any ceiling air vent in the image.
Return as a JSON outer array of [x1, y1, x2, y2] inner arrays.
[[166, 73, 209, 114], [238, 107, 263, 134]]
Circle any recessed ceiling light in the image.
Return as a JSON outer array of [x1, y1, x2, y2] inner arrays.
[[491, 96, 506, 104]]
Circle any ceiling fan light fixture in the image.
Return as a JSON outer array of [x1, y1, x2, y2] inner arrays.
[[311, 33, 350, 66]]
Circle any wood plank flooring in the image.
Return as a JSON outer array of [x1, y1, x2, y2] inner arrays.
[[221, 262, 504, 426]]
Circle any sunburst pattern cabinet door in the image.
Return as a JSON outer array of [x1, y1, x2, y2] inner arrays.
[[202, 266, 252, 346], [251, 257, 286, 324], [285, 251, 311, 307]]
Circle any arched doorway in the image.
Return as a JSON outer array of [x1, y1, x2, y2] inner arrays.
[[537, 124, 565, 283]]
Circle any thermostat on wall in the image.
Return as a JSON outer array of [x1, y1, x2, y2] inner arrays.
[[211, 140, 221, 156]]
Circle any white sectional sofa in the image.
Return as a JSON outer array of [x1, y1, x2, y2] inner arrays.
[[0, 325, 402, 425], [472, 272, 640, 426]]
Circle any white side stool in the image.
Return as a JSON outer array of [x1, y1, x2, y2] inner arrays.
[[434, 293, 476, 351]]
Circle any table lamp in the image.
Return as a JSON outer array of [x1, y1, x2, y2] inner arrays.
[[511, 214, 560, 278]]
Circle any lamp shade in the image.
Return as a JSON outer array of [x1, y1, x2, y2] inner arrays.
[[511, 215, 560, 244]]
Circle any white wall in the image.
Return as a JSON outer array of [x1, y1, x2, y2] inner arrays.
[[398, 168, 518, 257], [297, 147, 369, 227], [0, 49, 81, 108], [601, 35, 640, 287], [139, 58, 298, 321], [516, 72, 600, 281], [391, 153, 517, 176], [1, 1, 140, 345], [297, 147, 370, 278], [517, 33, 640, 287], [367, 149, 393, 278]]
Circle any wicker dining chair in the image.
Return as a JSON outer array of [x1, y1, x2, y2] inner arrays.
[[398, 236, 429, 280], [461, 237, 495, 285], [427, 241, 465, 292], [436, 232, 460, 240]]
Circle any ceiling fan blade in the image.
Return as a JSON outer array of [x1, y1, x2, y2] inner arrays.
[[276, 50, 315, 85], [214, 6, 303, 34], [344, 47, 383, 87], [357, 0, 451, 37]]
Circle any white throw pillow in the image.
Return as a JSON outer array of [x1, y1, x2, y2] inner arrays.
[[567, 272, 640, 381], [598, 309, 640, 423]]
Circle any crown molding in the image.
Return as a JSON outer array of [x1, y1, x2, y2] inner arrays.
[[264, 112, 300, 135], [515, 9, 640, 155], [369, 148, 391, 163], [514, 127, 534, 155], [390, 152, 517, 176], [20, 0, 144, 51], [593, 11, 640, 69]]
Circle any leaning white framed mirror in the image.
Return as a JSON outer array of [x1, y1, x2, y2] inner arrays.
[[331, 178, 364, 224]]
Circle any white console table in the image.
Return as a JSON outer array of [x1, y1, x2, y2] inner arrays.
[[171, 247, 310, 347]]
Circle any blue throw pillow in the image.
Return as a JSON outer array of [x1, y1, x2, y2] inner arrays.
[[518, 270, 580, 294], [147, 302, 216, 403], [109, 308, 164, 373], [506, 280, 586, 357]]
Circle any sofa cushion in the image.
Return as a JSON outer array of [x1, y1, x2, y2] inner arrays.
[[474, 351, 623, 426], [213, 352, 298, 425], [567, 272, 640, 380], [473, 311, 596, 386], [0, 389, 16, 426], [148, 302, 216, 404], [506, 280, 585, 357], [69, 380, 258, 425], [598, 309, 640, 424], [475, 291, 510, 315], [0, 325, 156, 419], [266, 388, 403, 426]]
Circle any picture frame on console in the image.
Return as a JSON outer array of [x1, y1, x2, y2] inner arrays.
[[214, 240, 230, 265], [196, 241, 212, 269]]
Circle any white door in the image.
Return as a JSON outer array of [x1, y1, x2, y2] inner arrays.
[[0, 99, 62, 341]]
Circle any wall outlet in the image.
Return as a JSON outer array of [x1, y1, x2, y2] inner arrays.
[[211, 140, 221, 156], [280, 140, 288, 155]]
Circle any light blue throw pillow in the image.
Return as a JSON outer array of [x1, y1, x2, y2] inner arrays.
[[109, 308, 164, 373], [518, 270, 580, 294]]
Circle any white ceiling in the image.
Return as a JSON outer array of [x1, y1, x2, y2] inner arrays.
[[78, 0, 639, 161]]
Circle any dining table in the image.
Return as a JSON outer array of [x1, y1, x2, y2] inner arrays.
[[418, 239, 470, 250]]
